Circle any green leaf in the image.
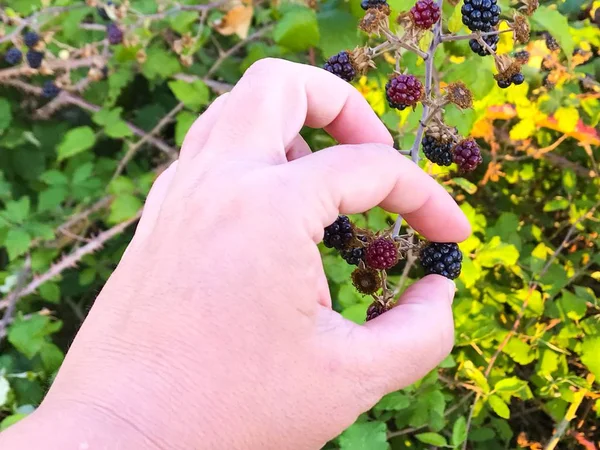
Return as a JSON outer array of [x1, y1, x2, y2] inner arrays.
[[40, 170, 68, 186], [8, 315, 52, 359], [108, 194, 142, 224], [317, 9, 358, 57], [39, 342, 64, 373], [494, 377, 531, 399], [488, 394, 510, 419], [531, 7, 574, 63], [38, 186, 68, 212], [0, 414, 27, 431], [543, 197, 569, 212], [4, 197, 30, 224], [503, 337, 536, 365], [448, 0, 464, 33], [375, 392, 411, 412], [0, 376, 9, 407], [556, 290, 587, 321], [273, 6, 320, 52], [580, 336, 600, 379], [452, 416, 467, 447], [142, 47, 182, 80], [168, 11, 199, 34], [453, 177, 477, 194], [462, 361, 490, 393], [39, 282, 60, 304], [168, 80, 210, 110], [93, 108, 133, 138], [0, 98, 12, 131], [339, 421, 389, 450], [5, 229, 31, 260], [175, 110, 197, 147], [57, 126, 97, 161], [416, 432, 447, 446], [477, 236, 519, 267], [341, 302, 370, 324]]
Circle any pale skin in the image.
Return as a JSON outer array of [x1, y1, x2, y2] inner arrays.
[[0, 58, 471, 450]]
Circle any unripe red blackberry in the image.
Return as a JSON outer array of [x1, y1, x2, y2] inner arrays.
[[351, 268, 382, 295], [107, 23, 123, 45], [365, 237, 398, 270], [361, 0, 388, 10], [419, 242, 462, 280], [422, 134, 453, 166], [410, 0, 441, 29], [461, 0, 501, 32], [42, 80, 60, 98], [469, 34, 499, 56], [452, 138, 483, 172], [323, 215, 354, 250], [513, 50, 530, 65], [23, 31, 40, 48], [323, 51, 356, 82], [4, 48, 22, 65], [26, 50, 44, 68], [385, 74, 423, 110]]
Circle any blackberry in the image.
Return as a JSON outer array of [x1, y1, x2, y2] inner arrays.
[[422, 134, 453, 166], [26, 50, 44, 68], [419, 242, 462, 280], [410, 0, 441, 30], [4, 48, 22, 65], [323, 215, 354, 250], [511, 73, 524, 85], [323, 51, 356, 82], [544, 33, 559, 51], [366, 302, 387, 321], [340, 236, 367, 266], [469, 34, 499, 56], [361, 0, 388, 10], [365, 237, 398, 270], [461, 0, 501, 32], [23, 31, 40, 48], [351, 268, 382, 295], [107, 23, 123, 45], [385, 74, 423, 110], [42, 81, 60, 98], [514, 50, 529, 65], [453, 138, 483, 172], [497, 78, 511, 89]]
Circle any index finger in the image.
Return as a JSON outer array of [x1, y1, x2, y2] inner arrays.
[[201, 58, 393, 163]]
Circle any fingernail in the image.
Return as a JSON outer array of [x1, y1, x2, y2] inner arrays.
[[447, 279, 456, 303]]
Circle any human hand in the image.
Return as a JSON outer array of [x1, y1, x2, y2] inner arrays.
[[0, 58, 470, 450]]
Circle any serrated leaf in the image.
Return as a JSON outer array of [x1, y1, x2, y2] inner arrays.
[[40, 342, 64, 373], [339, 421, 389, 450], [509, 119, 536, 140], [273, 6, 319, 52], [557, 290, 587, 321], [532, 7, 574, 63], [142, 47, 182, 80], [168, 80, 210, 110], [8, 315, 52, 359], [462, 361, 490, 393], [375, 392, 411, 411], [317, 10, 357, 57], [175, 110, 197, 147], [477, 236, 519, 267], [39, 282, 60, 304], [108, 194, 142, 224], [5, 229, 31, 260], [488, 394, 510, 419], [448, 1, 464, 33], [4, 197, 30, 224], [38, 186, 68, 212], [562, 170, 577, 195], [580, 336, 600, 379], [554, 107, 579, 133], [452, 416, 467, 447], [544, 197, 569, 212], [57, 127, 96, 161], [416, 432, 447, 446]]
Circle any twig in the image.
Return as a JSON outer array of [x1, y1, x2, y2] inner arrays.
[[0, 258, 32, 341], [0, 56, 101, 80], [441, 28, 512, 42]]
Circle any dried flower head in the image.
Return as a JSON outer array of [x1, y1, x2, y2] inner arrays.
[[494, 54, 521, 82], [359, 7, 390, 34], [512, 14, 530, 44], [349, 46, 376, 76], [426, 122, 459, 143], [446, 81, 473, 109], [351, 267, 383, 295], [519, 0, 539, 15]]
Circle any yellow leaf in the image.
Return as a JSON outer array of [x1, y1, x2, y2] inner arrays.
[[448, 1, 464, 33], [419, 32, 433, 54], [554, 106, 579, 133], [510, 119, 536, 140], [213, 5, 254, 39], [496, 20, 513, 54]]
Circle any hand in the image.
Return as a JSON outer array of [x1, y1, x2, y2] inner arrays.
[[0, 58, 470, 450]]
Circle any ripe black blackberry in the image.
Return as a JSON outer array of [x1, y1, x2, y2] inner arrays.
[[461, 0, 501, 32], [365, 237, 398, 270], [351, 268, 382, 295], [23, 31, 40, 48], [340, 236, 367, 266], [107, 23, 123, 45], [544, 33, 559, 51], [323, 51, 356, 82], [410, 0, 441, 30], [514, 50, 529, 65], [42, 81, 60, 98], [361, 0, 388, 10], [4, 48, 22, 65], [419, 242, 462, 280], [26, 50, 44, 68], [422, 134, 453, 166], [453, 138, 482, 172], [512, 73, 524, 85], [469, 34, 499, 56], [323, 215, 354, 250], [385, 74, 423, 110], [497, 78, 511, 89]]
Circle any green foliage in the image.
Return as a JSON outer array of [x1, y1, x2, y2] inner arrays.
[[1, 0, 599, 448]]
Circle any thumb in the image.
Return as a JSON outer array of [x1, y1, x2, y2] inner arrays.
[[325, 275, 456, 405]]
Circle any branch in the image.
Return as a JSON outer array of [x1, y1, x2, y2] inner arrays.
[[441, 28, 512, 42], [0, 56, 101, 80], [0, 258, 32, 341]]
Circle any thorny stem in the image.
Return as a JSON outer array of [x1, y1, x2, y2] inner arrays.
[[440, 27, 512, 42]]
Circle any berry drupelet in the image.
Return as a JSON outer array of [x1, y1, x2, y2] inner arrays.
[[323, 215, 354, 251], [453, 138, 483, 172], [410, 0, 441, 29], [385, 74, 423, 110], [419, 242, 462, 280], [422, 134, 453, 166], [42, 81, 60, 98], [461, 0, 501, 32], [23, 31, 40, 48], [323, 51, 356, 82], [361, 0, 388, 10], [107, 23, 123, 45], [26, 50, 44, 69], [4, 48, 22, 65], [365, 237, 398, 270]]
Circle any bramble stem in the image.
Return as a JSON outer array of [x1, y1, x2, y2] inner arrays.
[[440, 28, 512, 42]]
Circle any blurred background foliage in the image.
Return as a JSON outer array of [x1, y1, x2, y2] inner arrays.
[[0, 0, 599, 448]]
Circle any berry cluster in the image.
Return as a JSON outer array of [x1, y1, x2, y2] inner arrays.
[[423, 134, 483, 172], [42, 81, 60, 99], [420, 243, 462, 279], [497, 72, 524, 88], [422, 134, 453, 166], [409, 0, 441, 30], [3, 30, 43, 67]]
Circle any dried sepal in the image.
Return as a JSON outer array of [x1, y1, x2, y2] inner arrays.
[[351, 267, 383, 295], [518, 0, 539, 16], [494, 54, 521, 84], [359, 6, 390, 35], [349, 46, 376, 76], [512, 13, 530, 44], [445, 81, 473, 109]]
